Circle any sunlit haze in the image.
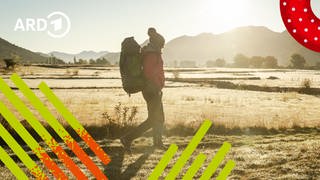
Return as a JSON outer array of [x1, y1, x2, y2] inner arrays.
[[1, 0, 319, 53]]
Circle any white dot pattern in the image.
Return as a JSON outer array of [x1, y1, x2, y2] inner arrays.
[[280, 0, 320, 52]]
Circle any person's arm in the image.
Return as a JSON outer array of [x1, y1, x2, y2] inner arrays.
[[158, 33, 165, 49]]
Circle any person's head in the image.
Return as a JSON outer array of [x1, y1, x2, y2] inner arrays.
[[148, 27, 157, 37]]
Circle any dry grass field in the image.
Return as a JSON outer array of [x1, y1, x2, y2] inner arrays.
[[0, 65, 320, 179], [1, 133, 319, 179]]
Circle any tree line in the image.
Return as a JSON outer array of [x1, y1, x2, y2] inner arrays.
[[73, 57, 111, 65], [205, 53, 319, 69], [1, 54, 112, 70]]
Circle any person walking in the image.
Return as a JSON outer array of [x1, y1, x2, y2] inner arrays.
[[120, 28, 166, 151]]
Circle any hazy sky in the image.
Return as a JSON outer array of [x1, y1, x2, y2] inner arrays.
[[0, 0, 319, 53]]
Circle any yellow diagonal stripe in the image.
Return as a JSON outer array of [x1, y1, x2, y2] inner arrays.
[[148, 144, 178, 180], [10, 74, 83, 146], [200, 142, 232, 180], [38, 81, 110, 165], [0, 77, 70, 174], [216, 160, 236, 180], [0, 101, 59, 177], [148, 120, 235, 179], [0, 146, 29, 180], [0, 123, 46, 179], [182, 153, 207, 180], [165, 120, 212, 180]]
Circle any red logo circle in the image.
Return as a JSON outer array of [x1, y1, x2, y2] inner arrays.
[[280, 0, 320, 52]]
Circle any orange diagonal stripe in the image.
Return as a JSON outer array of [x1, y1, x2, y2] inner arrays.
[[12, 74, 108, 179], [39, 82, 111, 165]]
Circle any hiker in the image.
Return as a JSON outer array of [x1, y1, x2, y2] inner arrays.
[[120, 28, 166, 150]]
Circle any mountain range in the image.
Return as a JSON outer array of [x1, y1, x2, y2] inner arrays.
[[0, 38, 47, 63], [49, 51, 109, 63], [1, 26, 320, 66], [162, 26, 320, 66], [101, 26, 320, 66]]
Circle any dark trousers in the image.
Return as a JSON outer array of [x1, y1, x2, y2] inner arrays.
[[124, 82, 165, 143]]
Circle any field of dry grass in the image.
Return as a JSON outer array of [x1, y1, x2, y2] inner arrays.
[[1, 131, 319, 179], [0, 65, 319, 179]]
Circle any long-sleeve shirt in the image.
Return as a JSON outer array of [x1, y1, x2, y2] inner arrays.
[[142, 52, 165, 90]]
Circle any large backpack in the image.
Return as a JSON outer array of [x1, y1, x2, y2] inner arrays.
[[120, 37, 145, 95]]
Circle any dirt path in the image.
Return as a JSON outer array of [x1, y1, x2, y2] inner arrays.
[[1, 132, 319, 179]]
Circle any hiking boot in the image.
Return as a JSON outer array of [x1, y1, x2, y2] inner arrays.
[[153, 139, 168, 150], [120, 137, 132, 152], [153, 143, 168, 150]]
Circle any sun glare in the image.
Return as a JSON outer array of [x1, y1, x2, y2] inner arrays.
[[214, 1, 248, 16], [202, 0, 250, 33]]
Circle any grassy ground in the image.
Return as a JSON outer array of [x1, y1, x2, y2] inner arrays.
[[0, 131, 319, 179], [1, 66, 320, 179]]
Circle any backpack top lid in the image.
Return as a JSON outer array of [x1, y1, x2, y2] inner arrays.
[[121, 37, 141, 55]]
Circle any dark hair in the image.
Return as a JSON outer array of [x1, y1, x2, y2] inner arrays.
[[148, 27, 157, 34]]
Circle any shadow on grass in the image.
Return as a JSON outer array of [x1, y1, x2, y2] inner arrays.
[[0, 141, 153, 180], [103, 147, 152, 180]]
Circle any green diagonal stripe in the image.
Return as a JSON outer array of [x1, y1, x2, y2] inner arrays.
[[0, 123, 46, 178], [0, 146, 29, 180], [165, 120, 212, 180], [38, 82, 87, 132], [199, 142, 232, 180], [0, 78, 67, 165], [0, 101, 57, 171], [10, 74, 78, 150], [182, 153, 206, 180], [148, 144, 178, 180], [0, 78, 50, 139], [216, 160, 236, 180], [38, 81, 110, 164]]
